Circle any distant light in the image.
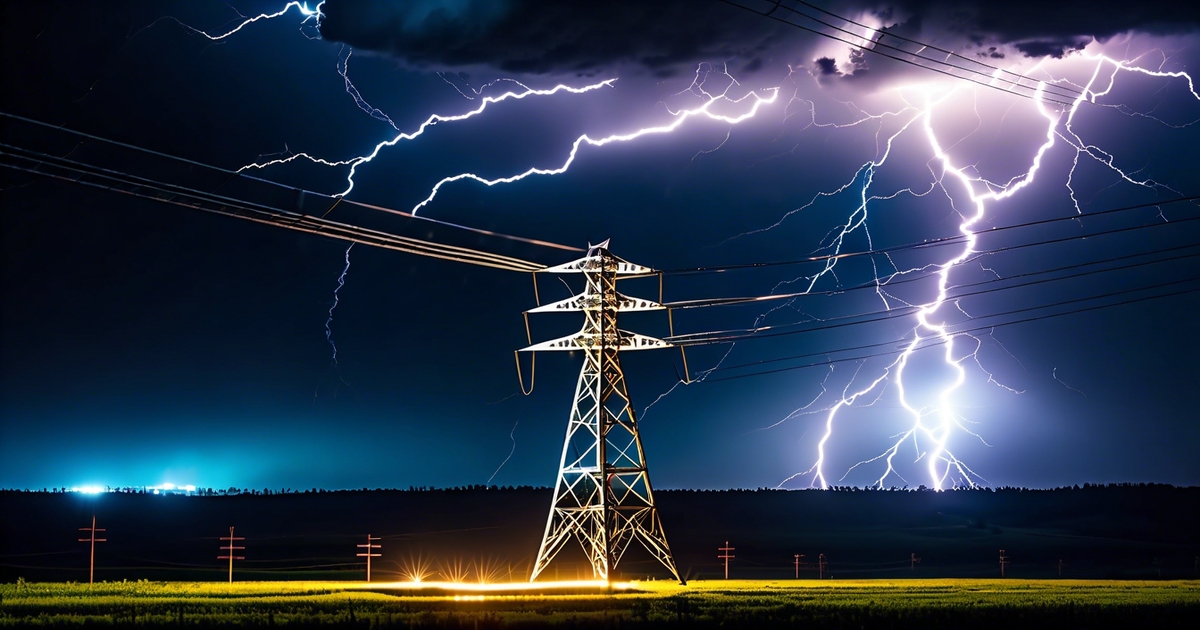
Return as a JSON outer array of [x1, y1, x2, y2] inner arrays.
[[161, 483, 175, 490], [70, 485, 105, 495], [184, 485, 196, 492]]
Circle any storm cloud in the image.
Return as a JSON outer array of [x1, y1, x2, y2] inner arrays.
[[317, 0, 1200, 75]]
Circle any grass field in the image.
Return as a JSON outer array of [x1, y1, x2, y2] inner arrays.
[[2, 579, 1198, 628]]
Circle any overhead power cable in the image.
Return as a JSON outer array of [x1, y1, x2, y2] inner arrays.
[[664, 235, 1200, 313], [667, 246, 1200, 343], [0, 143, 543, 272], [702, 283, 1200, 383], [0, 110, 582, 254], [782, 0, 1086, 101], [718, 0, 1079, 106], [673, 275, 1198, 347], [659, 195, 1200, 278]]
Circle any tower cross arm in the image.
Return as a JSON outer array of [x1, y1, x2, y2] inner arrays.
[[540, 244, 656, 276], [527, 291, 665, 313], [522, 330, 672, 352]]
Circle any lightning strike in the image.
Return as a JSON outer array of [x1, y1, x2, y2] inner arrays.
[[172, 1, 322, 41], [167, 5, 1196, 492], [324, 242, 353, 366], [771, 50, 1199, 490], [239, 79, 619, 199]]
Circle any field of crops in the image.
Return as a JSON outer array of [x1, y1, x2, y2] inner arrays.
[[2, 579, 1198, 628]]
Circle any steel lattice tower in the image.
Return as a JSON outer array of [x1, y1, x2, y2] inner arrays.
[[523, 241, 683, 584]]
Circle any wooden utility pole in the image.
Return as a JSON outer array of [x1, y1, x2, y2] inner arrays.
[[911, 553, 921, 571], [999, 550, 1010, 578], [794, 554, 804, 579], [78, 516, 106, 586], [357, 535, 381, 582], [718, 542, 734, 579], [1058, 559, 1067, 577], [218, 527, 245, 583], [818, 553, 827, 580]]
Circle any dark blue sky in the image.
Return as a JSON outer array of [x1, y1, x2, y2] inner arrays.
[[2, 1, 1198, 491]]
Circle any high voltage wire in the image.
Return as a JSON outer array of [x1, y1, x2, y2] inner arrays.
[[670, 260, 1200, 346], [702, 283, 1200, 383], [719, 0, 1079, 106], [667, 246, 1200, 343], [782, 0, 1087, 101], [0, 144, 543, 272], [0, 111, 582, 255], [666, 242, 1200, 311], [659, 195, 1200, 279]]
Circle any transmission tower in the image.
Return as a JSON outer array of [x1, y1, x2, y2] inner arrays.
[[523, 241, 683, 584]]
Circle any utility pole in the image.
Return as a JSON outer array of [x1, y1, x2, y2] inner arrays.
[[78, 515, 106, 586], [1058, 559, 1067, 578], [718, 541, 735, 579], [218, 527, 245, 583], [357, 535, 381, 582], [794, 554, 804, 579], [818, 553, 827, 580], [911, 553, 921, 571], [524, 242, 683, 584], [999, 549, 1010, 578]]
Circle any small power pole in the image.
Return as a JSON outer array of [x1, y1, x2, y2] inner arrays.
[[818, 553, 827, 580], [718, 541, 735, 579], [218, 527, 245, 583], [357, 534, 381, 582], [1058, 559, 1067, 577], [794, 554, 804, 579], [999, 549, 1010, 578], [911, 552, 921, 571], [78, 515, 106, 586]]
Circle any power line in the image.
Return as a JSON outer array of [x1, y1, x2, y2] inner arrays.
[[701, 283, 1200, 383], [666, 239, 1200, 314], [0, 143, 544, 272], [783, 0, 1086, 101], [718, 0, 1078, 106], [660, 195, 1200, 278], [0, 110, 582, 254], [669, 248, 1200, 344], [677, 274, 1198, 347]]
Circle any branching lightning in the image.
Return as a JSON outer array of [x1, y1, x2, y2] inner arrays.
[[177, 2, 1197, 490], [764, 52, 1199, 490], [324, 242, 353, 366], [170, 1, 322, 41]]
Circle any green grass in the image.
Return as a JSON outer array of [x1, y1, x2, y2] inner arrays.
[[2, 579, 1197, 628]]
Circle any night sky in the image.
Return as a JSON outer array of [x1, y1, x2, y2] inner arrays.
[[2, 1, 1198, 492]]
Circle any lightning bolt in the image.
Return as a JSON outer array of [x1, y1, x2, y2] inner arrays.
[[171, 5, 1196, 490], [324, 242, 353, 365], [170, 1, 322, 41], [773, 50, 1199, 490]]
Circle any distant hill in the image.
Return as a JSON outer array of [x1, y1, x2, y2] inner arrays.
[[3, 484, 1197, 582]]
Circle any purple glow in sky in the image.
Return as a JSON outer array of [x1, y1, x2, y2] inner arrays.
[[1, 1, 1197, 491]]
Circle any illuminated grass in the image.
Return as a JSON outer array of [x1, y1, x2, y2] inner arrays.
[[1, 579, 1197, 627]]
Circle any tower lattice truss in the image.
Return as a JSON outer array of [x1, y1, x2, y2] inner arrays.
[[523, 241, 683, 584]]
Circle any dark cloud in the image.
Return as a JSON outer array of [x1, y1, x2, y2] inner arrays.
[[316, 0, 1200, 75], [317, 0, 786, 77], [1013, 38, 1089, 59], [876, 0, 1200, 43], [814, 56, 839, 75]]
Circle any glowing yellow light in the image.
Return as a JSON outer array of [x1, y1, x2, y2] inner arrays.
[[357, 579, 632, 593]]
